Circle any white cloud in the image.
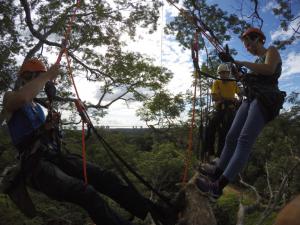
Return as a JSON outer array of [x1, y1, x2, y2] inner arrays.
[[68, 2, 195, 127], [280, 51, 300, 79], [93, 3, 197, 126], [262, 0, 279, 13], [98, 101, 145, 127], [279, 81, 297, 90], [74, 76, 99, 103], [270, 15, 300, 41], [121, 3, 194, 95]]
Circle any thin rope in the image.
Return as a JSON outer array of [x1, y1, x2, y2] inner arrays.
[[56, 0, 81, 65], [165, 0, 224, 53], [182, 30, 200, 184], [182, 70, 198, 184], [53, 0, 88, 184], [65, 50, 80, 99], [51, 0, 172, 205], [202, 34, 215, 72]]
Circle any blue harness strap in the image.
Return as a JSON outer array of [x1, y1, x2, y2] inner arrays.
[[8, 103, 46, 146]]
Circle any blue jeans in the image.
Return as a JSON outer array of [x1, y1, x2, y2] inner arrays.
[[217, 99, 266, 181]]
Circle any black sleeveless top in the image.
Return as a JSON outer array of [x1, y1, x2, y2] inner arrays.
[[243, 53, 286, 122], [251, 55, 281, 85]]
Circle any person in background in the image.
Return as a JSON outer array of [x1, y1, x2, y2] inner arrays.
[[203, 63, 240, 161]]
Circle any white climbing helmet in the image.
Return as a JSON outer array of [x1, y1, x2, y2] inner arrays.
[[217, 64, 230, 75]]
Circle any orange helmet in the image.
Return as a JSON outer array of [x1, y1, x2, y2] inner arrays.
[[242, 27, 266, 41], [19, 58, 47, 76]]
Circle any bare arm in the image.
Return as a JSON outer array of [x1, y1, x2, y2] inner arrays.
[[3, 64, 60, 113], [235, 46, 281, 76]]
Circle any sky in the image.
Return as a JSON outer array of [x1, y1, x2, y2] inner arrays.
[[71, 0, 300, 128]]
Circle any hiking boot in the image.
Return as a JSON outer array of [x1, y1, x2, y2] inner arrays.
[[195, 177, 223, 201], [198, 163, 221, 182], [149, 202, 178, 225]]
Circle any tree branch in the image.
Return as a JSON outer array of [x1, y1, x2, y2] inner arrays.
[[20, 0, 73, 60], [237, 175, 262, 225], [20, 0, 125, 84], [250, 0, 264, 28], [66, 51, 116, 82], [255, 161, 300, 225], [20, 0, 62, 48], [87, 82, 140, 109], [275, 23, 300, 49], [19, 0, 159, 117], [265, 162, 273, 200]]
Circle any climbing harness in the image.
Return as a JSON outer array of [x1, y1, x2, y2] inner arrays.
[[44, 81, 62, 153]]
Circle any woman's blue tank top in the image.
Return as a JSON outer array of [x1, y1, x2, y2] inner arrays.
[[7, 103, 46, 145]]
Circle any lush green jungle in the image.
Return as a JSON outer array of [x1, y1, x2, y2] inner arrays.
[[1, 100, 299, 225]]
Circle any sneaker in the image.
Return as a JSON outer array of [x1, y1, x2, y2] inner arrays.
[[195, 177, 223, 201], [198, 163, 219, 182]]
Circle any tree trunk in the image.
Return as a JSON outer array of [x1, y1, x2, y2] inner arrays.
[[176, 173, 217, 225]]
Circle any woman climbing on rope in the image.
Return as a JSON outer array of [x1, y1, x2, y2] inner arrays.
[[1, 58, 176, 225], [196, 27, 286, 200]]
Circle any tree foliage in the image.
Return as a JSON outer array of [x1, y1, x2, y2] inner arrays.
[[1, 97, 299, 224], [165, 0, 249, 50], [137, 91, 185, 128], [0, 0, 172, 116]]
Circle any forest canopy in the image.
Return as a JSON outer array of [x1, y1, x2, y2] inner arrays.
[[0, 0, 299, 225]]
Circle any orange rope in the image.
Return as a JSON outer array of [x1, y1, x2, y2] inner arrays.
[[56, 0, 81, 65], [65, 51, 88, 185], [65, 52, 88, 185], [65, 50, 80, 99], [182, 71, 198, 184], [182, 30, 200, 184], [53, 0, 88, 184]]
